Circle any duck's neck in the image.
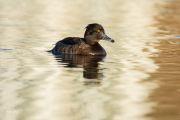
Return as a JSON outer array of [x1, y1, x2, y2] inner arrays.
[[84, 37, 99, 45], [81, 38, 92, 45], [84, 38, 93, 45]]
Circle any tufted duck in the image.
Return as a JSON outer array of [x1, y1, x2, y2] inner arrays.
[[51, 23, 114, 55]]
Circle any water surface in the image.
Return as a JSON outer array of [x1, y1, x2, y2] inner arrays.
[[0, 0, 180, 120]]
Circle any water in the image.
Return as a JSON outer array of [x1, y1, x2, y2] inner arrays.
[[0, 0, 180, 120]]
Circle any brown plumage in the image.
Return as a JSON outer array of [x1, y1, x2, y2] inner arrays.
[[51, 23, 114, 55]]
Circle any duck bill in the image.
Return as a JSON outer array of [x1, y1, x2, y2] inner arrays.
[[102, 34, 115, 43]]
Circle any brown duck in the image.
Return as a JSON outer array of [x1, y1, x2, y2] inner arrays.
[[51, 23, 114, 55]]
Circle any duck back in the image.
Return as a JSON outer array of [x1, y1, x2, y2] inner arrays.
[[52, 37, 106, 55]]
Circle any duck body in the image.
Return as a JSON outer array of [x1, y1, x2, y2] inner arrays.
[[52, 37, 106, 55], [51, 23, 114, 55]]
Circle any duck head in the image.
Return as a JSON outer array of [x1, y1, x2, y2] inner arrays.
[[84, 23, 115, 45]]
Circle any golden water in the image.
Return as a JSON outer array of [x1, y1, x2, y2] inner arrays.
[[0, 0, 180, 120]]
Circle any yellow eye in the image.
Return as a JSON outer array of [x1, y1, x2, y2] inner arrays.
[[97, 30, 100, 32]]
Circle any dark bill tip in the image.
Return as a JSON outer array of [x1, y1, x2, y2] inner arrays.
[[111, 40, 115, 43], [102, 34, 115, 43]]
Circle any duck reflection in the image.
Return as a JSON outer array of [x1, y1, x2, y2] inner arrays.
[[54, 54, 106, 86]]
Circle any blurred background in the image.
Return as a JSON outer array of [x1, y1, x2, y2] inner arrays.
[[0, 0, 180, 120]]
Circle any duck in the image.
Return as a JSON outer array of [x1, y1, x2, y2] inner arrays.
[[51, 23, 114, 55]]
